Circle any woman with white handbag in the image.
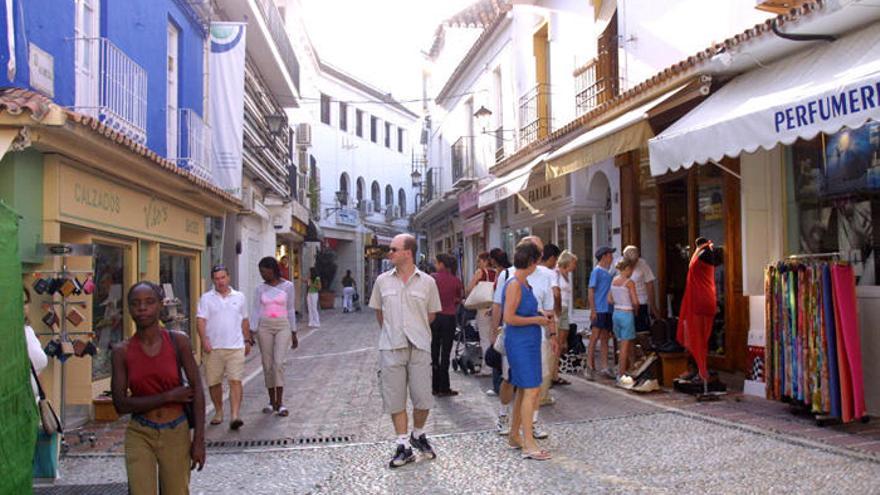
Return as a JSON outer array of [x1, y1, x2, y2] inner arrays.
[[464, 252, 497, 374]]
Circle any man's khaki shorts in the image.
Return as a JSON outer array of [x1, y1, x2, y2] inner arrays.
[[378, 345, 433, 414], [205, 348, 245, 386]]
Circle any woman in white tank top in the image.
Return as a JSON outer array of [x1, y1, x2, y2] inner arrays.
[[609, 259, 639, 388]]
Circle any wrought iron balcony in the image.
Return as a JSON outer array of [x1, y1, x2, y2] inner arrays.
[[518, 83, 550, 149], [73, 37, 148, 144], [451, 136, 475, 188], [423, 167, 442, 203], [176, 108, 211, 182], [574, 58, 613, 116]]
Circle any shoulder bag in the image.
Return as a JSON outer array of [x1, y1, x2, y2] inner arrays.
[[31, 364, 62, 434], [167, 330, 195, 429]]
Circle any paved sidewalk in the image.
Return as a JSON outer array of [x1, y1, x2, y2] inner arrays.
[[44, 308, 880, 494]]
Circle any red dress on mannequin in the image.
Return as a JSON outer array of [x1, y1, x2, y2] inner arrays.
[[676, 243, 719, 381]]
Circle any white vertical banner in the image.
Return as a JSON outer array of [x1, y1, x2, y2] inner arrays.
[[209, 22, 247, 197]]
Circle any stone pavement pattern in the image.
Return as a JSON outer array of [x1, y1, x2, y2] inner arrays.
[[39, 309, 880, 494]]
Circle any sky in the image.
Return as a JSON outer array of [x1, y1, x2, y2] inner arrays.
[[298, 0, 475, 110]]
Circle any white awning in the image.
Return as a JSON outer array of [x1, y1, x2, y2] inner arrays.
[[544, 85, 686, 179], [649, 24, 880, 177], [478, 153, 547, 208]]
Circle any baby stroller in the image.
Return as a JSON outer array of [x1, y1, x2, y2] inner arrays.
[[352, 289, 362, 312], [451, 305, 483, 374]]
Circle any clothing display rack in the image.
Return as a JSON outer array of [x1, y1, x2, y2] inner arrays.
[[764, 253, 869, 426], [28, 244, 95, 431]]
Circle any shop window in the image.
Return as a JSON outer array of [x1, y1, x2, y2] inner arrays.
[[160, 252, 194, 339], [571, 219, 592, 310], [786, 123, 880, 285], [92, 243, 126, 381], [697, 164, 726, 355]]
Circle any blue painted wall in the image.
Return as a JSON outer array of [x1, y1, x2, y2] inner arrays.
[[0, 0, 206, 157], [0, 0, 76, 105]]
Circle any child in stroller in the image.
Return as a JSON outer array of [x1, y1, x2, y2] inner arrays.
[[451, 305, 483, 374]]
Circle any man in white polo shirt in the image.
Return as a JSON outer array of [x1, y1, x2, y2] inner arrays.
[[197, 265, 252, 430]]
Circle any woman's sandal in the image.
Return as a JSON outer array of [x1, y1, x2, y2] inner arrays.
[[508, 437, 524, 450], [521, 449, 552, 461], [277, 406, 289, 417], [210, 415, 223, 426]]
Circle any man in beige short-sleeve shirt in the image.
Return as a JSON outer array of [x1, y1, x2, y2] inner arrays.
[[369, 233, 442, 468]]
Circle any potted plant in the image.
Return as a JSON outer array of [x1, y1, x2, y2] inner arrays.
[[314, 247, 338, 309]]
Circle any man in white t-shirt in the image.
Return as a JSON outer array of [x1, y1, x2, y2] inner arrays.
[[535, 244, 562, 405], [622, 246, 659, 334], [490, 235, 557, 439], [197, 266, 252, 430]]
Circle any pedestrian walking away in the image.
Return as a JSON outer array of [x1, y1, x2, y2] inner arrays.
[[369, 233, 443, 469], [196, 265, 253, 430], [502, 242, 554, 461], [431, 253, 463, 397], [621, 246, 660, 333], [307, 267, 322, 327], [588, 247, 616, 380], [465, 251, 497, 375], [341, 269, 357, 313], [253, 257, 299, 417], [552, 250, 578, 385], [610, 259, 639, 389], [111, 282, 205, 495]]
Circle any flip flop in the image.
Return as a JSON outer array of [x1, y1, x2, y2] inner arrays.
[[230, 418, 244, 430], [521, 449, 552, 461], [277, 406, 289, 417], [210, 415, 223, 426], [552, 378, 571, 386]]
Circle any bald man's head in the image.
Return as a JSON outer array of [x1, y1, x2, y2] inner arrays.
[[518, 235, 544, 251]]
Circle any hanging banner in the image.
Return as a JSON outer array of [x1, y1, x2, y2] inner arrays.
[[209, 22, 247, 198]]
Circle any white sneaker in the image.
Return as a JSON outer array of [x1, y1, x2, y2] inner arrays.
[[495, 415, 510, 435], [632, 378, 660, 393], [616, 375, 635, 390], [485, 389, 497, 396], [533, 422, 549, 439]]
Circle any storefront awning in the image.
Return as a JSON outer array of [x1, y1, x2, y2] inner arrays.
[[544, 85, 687, 180], [649, 24, 880, 177], [478, 153, 547, 208]]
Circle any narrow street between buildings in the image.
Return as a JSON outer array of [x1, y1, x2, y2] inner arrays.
[[38, 309, 880, 494]]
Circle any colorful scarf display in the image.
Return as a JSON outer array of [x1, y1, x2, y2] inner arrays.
[[764, 261, 866, 422]]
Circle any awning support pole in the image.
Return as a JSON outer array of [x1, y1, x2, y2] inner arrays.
[[709, 160, 741, 180]]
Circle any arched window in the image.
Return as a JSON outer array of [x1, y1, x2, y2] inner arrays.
[[339, 173, 350, 205], [385, 185, 394, 207], [356, 177, 365, 202], [371, 181, 381, 212], [398, 188, 406, 216]]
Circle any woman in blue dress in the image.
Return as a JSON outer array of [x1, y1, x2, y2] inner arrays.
[[502, 242, 552, 460]]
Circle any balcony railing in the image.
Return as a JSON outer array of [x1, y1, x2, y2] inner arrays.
[[73, 37, 148, 144], [423, 167, 442, 203], [574, 58, 613, 116], [176, 108, 211, 182], [518, 83, 550, 149], [254, 0, 301, 92], [451, 136, 475, 187]]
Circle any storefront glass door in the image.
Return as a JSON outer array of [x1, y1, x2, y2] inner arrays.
[[661, 178, 689, 318], [92, 243, 127, 381], [159, 251, 194, 339]]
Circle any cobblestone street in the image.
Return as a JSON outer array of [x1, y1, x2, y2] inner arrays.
[[40, 309, 880, 494]]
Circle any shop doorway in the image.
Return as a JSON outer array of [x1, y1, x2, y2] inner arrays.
[[657, 162, 743, 370], [159, 250, 197, 341]]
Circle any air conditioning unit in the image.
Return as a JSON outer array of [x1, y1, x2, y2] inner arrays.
[[296, 123, 312, 147]]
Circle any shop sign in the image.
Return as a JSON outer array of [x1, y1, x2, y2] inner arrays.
[[28, 43, 54, 98], [58, 166, 204, 248], [462, 213, 485, 237], [512, 175, 567, 216], [335, 208, 359, 226], [292, 219, 308, 236], [458, 186, 480, 215]]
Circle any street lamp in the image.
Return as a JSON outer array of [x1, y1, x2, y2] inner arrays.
[[410, 168, 423, 188], [473, 105, 515, 141], [265, 112, 287, 137]]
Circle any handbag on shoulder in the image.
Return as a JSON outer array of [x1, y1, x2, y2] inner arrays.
[[464, 281, 494, 309], [31, 365, 62, 434]]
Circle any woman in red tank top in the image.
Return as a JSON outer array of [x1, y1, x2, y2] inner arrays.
[[111, 281, 205, 494]]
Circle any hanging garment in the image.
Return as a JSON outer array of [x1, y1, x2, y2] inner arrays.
[[676, 244, 717, 381], [831, 264, 866, 421], [822, 264, 840, 419]]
